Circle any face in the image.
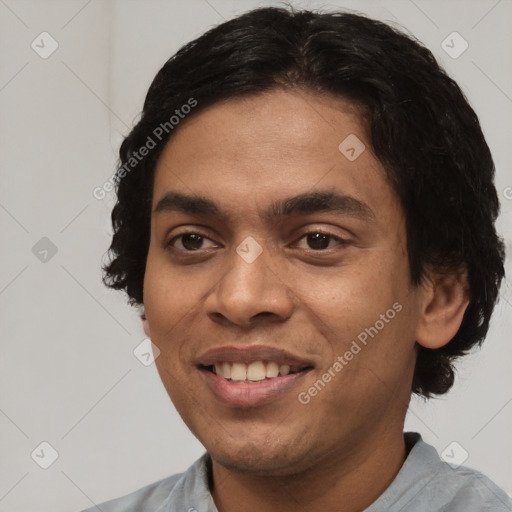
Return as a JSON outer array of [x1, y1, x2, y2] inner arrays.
[[143, 88, 423, 476]]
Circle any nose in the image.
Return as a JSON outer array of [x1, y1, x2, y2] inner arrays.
[[205, 239, 294, 328]]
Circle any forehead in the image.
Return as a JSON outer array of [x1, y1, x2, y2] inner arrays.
[[157, 88, 369, 168], [152, 88, 399, 223]]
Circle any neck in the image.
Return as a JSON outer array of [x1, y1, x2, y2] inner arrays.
[[210, 425, 408, 512]]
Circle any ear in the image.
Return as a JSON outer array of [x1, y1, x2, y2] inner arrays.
[[141, 310, 151, 338], [415, 268, 470, 349]]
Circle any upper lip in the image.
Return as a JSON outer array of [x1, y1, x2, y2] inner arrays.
[[196, 345, 315, 368]]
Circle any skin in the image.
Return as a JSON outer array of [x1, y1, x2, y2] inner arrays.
[[142, 88, 469, 512]]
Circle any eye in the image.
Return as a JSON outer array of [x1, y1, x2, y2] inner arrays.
[[167, 232, 217, 251], [296, 231, 347, 251]]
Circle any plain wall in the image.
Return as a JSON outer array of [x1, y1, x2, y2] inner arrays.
[[0, 1, 510, 510]]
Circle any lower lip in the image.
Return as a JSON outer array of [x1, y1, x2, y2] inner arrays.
[[200, 368, 310, 408]]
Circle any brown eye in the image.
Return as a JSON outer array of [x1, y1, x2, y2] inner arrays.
[[306, 233, 331, 250], [297, 231, 346, 251], [168, 232, 214, 251], [180, 233, 204, 250]]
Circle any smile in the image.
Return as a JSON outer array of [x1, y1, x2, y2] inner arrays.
[[207, 360, 309, 383], [196, 345, 315, 407]]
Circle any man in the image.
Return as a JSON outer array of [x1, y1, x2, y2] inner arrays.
[[84, 6, 511, 511]]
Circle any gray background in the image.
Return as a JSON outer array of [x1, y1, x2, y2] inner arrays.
[[0, 0, 511, 510]]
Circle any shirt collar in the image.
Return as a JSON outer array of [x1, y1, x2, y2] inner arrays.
[[364, 432, 446, 511], [160, 432, 434, 512]]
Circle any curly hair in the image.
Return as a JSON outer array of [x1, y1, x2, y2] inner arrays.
[[103, 6, 505, 398]]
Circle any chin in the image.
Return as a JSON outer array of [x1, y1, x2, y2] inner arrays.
[[205, 431, 317, 477], [213, 449, 302, 475]]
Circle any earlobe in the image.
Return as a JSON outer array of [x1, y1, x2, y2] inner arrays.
[[415, 270, 470, 350]]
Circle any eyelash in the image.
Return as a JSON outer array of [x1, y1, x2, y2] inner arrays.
[[166, 230, 348, 252]]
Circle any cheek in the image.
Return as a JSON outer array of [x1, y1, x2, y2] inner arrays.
[[299, 253, 402, 337], [299, 247, 415, 387], [153, 353, 209, 445], [143, 253, 193, 381], [143, 250, 196, 332]]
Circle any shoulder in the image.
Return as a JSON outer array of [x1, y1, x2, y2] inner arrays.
[[80, 452, 212, 512], [439, 464, 512, 511], [410, 434, 512, 511], [368, 433, 512, 512], [80, 472, 184, 512]]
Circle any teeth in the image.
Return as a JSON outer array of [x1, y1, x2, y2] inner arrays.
[[247, 361, 266, 381], [231, 363, 247, 382], [221, 362, 232, 379], [279, 365, 290, 376], [212, 360, 302, 382], [266, 361, 279, 378]]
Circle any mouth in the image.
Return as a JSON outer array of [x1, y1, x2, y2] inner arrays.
[[196, 346, 315, 407], [200, 360, 312, 383]]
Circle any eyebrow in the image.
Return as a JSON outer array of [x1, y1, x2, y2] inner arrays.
[[154, 190, 375, 222]]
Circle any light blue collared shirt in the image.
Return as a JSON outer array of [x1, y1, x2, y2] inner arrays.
[[81, 432, 512, 511]]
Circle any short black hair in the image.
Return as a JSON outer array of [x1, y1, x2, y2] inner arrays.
[[103, 6, 505, 398]]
